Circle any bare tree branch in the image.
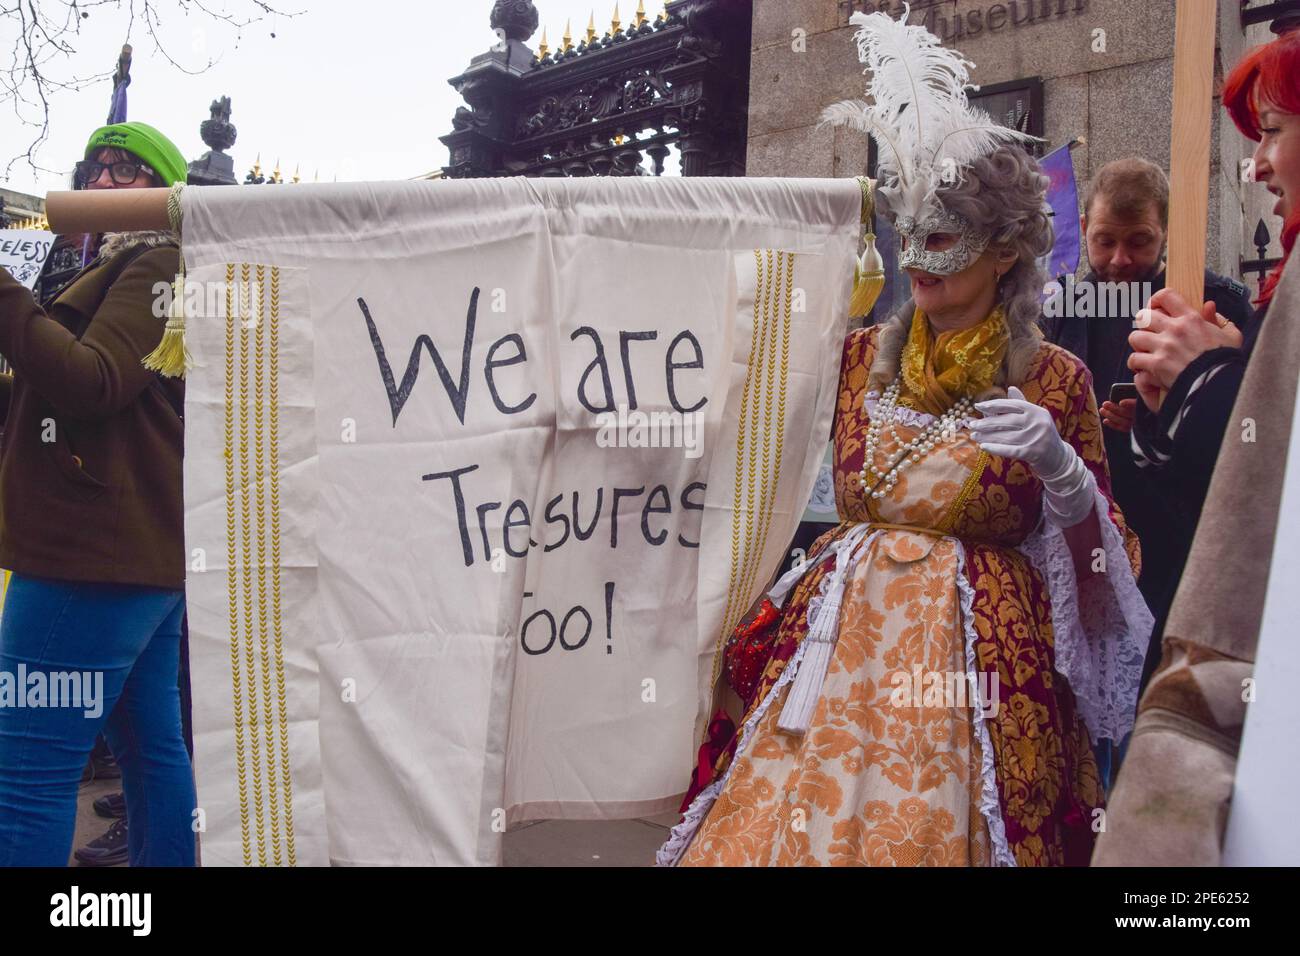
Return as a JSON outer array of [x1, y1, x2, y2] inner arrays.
[[2, 0, 303, 182]]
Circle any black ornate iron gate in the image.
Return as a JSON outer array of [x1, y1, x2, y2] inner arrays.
[[441, 0, 752, 178]]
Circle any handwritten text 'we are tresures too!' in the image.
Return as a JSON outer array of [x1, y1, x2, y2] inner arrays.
[[358, 287, 711, 573]]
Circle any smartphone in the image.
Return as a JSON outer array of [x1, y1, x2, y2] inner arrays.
[[1109, 382, 1138, 403]]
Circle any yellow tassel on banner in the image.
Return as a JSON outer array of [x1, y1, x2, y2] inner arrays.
[[850, 232, 885, 318], [142, 267, 193, 378], [850, 176, 885, 318]]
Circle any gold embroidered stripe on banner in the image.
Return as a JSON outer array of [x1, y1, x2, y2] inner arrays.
[[254, 264, 283, 864], [735, 251, 794, 627], [732, 250, 781, 635], [738, 251, 774, 590], [737, 250, 779, 613], [712, 250, 794, 689], [238, 263, 267, 865], [225, 263, 297, 865], [223, 264, 252, 866], [716, 250, 770, 670], [268, 266, 298, 864]]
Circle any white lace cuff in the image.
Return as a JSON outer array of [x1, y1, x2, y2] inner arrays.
[[1017, 488, 1153, 743]]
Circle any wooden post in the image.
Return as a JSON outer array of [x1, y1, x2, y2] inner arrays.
[[1165, 0, 1218, 305]]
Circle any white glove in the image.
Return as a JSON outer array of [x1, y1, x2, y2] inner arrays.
[[971, 386, 1095, 527]]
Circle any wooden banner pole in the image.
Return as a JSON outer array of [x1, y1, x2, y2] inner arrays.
[[1165, 0, 1219, 304]]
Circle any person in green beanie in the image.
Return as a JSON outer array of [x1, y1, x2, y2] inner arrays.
[[78, 121, 189, 189], [0, 120, 196, 866]]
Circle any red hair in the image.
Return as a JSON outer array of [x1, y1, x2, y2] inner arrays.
[[1223, 30, 1300, 139], [1223, 30, 1300, 307]]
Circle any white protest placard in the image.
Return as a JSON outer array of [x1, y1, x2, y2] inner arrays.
[[0, 230, 54, 289], [1223, 358, 1300, 866], [179, 176, 859, 865]]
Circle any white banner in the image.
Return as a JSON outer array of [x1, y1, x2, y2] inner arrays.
[[1223, 360, 1300, 866], [180, 176, 859, 865], [0, 230, 54, 290]]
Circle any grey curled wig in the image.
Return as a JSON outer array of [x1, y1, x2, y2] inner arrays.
[[869, 144, 1055, 394]]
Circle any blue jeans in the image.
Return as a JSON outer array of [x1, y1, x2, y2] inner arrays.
[[0, 575, 196, 866]]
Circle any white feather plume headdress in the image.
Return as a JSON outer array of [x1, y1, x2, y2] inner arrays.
[[822, 3, 1038, 222]]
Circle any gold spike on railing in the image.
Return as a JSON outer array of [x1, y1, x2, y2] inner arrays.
[[562, 19, 573, 51], [611, 3, 621, 33], [635, 0, 647, 27], [586, 12, 597, 44], [538, 27, 549, 57]]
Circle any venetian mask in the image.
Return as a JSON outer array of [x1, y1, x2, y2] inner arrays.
[[895, 207, 991, 276]]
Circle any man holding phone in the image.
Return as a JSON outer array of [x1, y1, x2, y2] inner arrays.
[[1042, 158, 1252, 696]]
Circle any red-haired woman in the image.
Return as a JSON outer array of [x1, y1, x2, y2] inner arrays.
[[1096, 26, 1300, 866], [1127, 28, 1299, 557]]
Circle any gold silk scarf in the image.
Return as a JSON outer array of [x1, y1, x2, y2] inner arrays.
[[899, 305, 1009, 415]]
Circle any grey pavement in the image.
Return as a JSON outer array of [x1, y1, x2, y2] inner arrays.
[[71, 783, 679, 866], [502, 813, 678, 866]]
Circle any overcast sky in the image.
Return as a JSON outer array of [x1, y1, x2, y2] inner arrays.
[[3, 0, 668, 197]]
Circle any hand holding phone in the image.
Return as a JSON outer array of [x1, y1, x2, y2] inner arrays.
[[1101, 384, 1138, 432], [1109, 382, 1137, 403]]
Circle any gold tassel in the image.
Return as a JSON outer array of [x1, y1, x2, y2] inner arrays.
[[850, 232, 885, 318], [142, 265, 193, 378], [850, 176, 885, 318]]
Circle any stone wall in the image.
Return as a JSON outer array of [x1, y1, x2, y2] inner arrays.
[[747, 0, 1286, 284]]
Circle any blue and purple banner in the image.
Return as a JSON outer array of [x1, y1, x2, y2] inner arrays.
[[107, 78, 129, 126], [1039, 143, 1081, 281]]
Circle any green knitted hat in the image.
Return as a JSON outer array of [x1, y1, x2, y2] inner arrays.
[[84, 122, 187, 187]]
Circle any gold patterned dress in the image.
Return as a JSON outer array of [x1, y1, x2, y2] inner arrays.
[[658, 320, 1152, 867]]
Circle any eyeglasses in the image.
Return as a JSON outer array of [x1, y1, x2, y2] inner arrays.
[[74, 160, 157, 187]]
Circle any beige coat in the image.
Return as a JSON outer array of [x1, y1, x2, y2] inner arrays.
[[1093, 256, 1298, 866]]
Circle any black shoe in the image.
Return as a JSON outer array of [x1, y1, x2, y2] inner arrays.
[[74, 818, 128, 867], [90, 751, 121, 781], [93, 792, 126, 819]]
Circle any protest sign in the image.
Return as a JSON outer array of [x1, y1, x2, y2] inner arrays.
[[0, 230, 54, 290], [179, 176, 859, 864]]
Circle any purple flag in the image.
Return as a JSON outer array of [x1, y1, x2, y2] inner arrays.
[[107, 46, 130, 125], [1038, 144, 1081, 281], [107, 79, 129, 125]]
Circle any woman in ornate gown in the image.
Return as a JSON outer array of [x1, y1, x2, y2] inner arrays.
[[656, 98, 1154, 864]]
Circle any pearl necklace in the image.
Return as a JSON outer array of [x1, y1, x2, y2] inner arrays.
[[859, 378, 972, 500]]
